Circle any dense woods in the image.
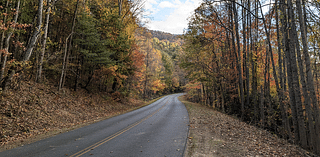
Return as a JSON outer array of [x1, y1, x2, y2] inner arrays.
[[135, 28, 185, 98], [1, 0, 320, 155], [181, 0, 320, 155], [0, 0, 184, 99]]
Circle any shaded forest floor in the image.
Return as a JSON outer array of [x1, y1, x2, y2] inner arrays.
[[179, 96, 315, 157], [0, 81, 153, 152]]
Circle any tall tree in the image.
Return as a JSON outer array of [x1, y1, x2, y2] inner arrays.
[[37, 0, 54, 83], [23, 0, 43, 61]]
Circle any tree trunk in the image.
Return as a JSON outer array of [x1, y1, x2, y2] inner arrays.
[[59, 33, 73, 91], [59, 0, 80, 90], [296, 0, 320, 152], [263, 41, 269, 128], [279, 0, 297, 144], [232, 1, 245, 119], [286, 39, 300, 145], [37, 0, 53, 83], [118, 0, 123, 17], [287, 0, 307, 148], [289, 1, 313, 149], [220, 82, 225, 113], [275, 0, 291, 140], [252, 0, 258, 125], [242, 1, 250, 109], [260, 86, 264, 128], [23, 0, 43, 61]]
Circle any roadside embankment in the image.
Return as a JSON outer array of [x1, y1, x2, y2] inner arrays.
[[179, 96, 311, 157], [0, 81, 160, 151]]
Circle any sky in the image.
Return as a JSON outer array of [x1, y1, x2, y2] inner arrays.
[[142, 0, 203, 34], [140, 0, 274, 35]]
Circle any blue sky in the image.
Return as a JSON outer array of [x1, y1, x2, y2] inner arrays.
[[141, 0, 274, 34], [142, 0, 202, 34]]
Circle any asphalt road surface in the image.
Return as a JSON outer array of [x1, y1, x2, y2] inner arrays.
[[1, 93, 189, 157]]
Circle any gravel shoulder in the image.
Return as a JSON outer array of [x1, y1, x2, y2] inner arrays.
[[179, 96, 313, 157]]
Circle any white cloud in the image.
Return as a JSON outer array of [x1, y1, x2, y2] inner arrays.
[[145, 0, 202, 34], [144, 0, 159, 15], [143, 0, 159, 17], [173, 0, 183, 5], [148, 0, 158, 4], [158, 1, 176, 8]]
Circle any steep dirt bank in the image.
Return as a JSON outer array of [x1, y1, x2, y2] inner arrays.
[[0, 81, 151, 151], [179, 96, 314, 157]]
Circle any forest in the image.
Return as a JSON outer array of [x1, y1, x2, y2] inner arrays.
[[181, 0, 320, 155], [0, 0, 184, 99], [0, 0, 187, 148], [1, 0, 320, 155]]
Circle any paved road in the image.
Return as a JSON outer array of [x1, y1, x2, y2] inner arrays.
[[1, 94, 189, 157]]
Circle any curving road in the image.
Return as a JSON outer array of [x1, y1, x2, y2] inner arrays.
[[0, 94, 189, 157]]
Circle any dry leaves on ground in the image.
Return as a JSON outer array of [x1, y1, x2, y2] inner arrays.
[[0, 81, 145, 151], [180, 96, 313, 157]]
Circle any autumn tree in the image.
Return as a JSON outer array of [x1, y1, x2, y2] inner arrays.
[[181, 0, 320, 154]]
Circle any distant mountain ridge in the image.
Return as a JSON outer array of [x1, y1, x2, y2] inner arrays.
[[149, 30, 180, 42]]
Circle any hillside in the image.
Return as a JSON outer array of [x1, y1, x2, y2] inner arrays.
[[0, 81, 151, 151], [149, 30, 181, 42], [134, 28, 186, 96], [179, 96, 313, 157]]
